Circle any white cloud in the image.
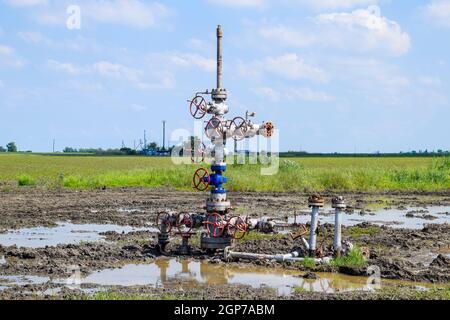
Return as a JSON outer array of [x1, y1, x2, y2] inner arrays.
[[291, 0, 378, 10], [169, 53, 216, 72], [3, 0, 47, 7], [18, 31, 53, 45], [259, 25, 315, 48], [207, 0, 377, 9], [129, 104, 147, 112], [47, 59, 82, 75], [240, 53, 327, 82], [256, 7, 410, 56], [265, 54, 327, 81], [253, 86, 333, 102], [418, 76, 442, 87], [47, 59, 142, 81], [252, 86, 280, 101], [137, 72, 175, 91], [332, 58, 410, 88], [316, 8, 411, 56], [0, 45, 14, 55], [84, 0, 170, 29], [207, 0, 268, 8], [47, 59, 174, 91], [25, 0, 171, 29], [284, 87, 333, 102], [425, 0, 450, 27], [92, 61, 142, 82], [186, 38, 211, 51], [0, 44, 26, 67], [325, 57, 413, 106]]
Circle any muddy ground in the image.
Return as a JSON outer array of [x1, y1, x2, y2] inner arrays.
[[0, 187, 449, 300]]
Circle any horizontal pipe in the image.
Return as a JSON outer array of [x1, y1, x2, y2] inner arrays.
[[224, 247, 330, 264]]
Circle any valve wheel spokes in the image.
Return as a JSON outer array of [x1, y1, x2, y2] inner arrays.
[[204, 213, 225, 238], [189, 96, 208, 119], [176, 212, 193, 234], [191, 142, 206, 164], [156, 212, 172, 233], [227, 216, 248, 240], [192, 168, 210, 191], [231, 117, 248, 141], [205, 117, 224, 139]]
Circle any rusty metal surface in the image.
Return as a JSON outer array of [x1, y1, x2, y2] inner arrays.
[[308, 194, 325, 207]]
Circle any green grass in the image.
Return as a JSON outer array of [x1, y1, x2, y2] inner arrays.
[[17, 174, 36, 186], [331, 247, 367, 268], [301, 257, 316, 268], [237, 231, 284, 242], [0, 153, 449, 192], [346, 225, 381, 239]]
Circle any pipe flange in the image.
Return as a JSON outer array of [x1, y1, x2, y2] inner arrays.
[[211, 88, 227, 101], [331, 196, 346, 209], [308, 194, 324, 207]]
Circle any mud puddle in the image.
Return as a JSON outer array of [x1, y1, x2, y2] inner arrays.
[[0, 275, 49, 290], [76, 258, 445, 296], [0, 223, 157, 248], [285, 206, 450, 229]]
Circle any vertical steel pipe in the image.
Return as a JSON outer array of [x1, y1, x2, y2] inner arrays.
[[216, 25, 223, 89], [309, 206, 319, 256], [308, 194, 324, 257], [334, 207, 342, 255], [332, 196, 346, 257]]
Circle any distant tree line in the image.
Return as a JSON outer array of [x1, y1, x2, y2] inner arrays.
[[63, 147, 138, 155], [0, 142, 17, 153], [280, 150, 450, 157], [62, 142, 175, 156]]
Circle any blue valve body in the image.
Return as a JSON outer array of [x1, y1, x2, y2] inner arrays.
[[203, 164, 228, 194]]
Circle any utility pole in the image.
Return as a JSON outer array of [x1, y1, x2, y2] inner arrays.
[[53, 139, 55, 153], [144, 130, 147, 150], [162, 121, 166, 151]]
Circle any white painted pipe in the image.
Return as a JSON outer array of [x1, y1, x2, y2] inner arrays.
[[223, 247, 330, 264], [301, 237, 310, 251], [334, 207, 342, 253], [309, 206, 319, 255]]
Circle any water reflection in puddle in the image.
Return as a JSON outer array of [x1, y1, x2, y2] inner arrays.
[[0, 223, 157, 248], [80, 258, 433, 296], [286, 206, 450, 229], [0, 275, 49, 287]]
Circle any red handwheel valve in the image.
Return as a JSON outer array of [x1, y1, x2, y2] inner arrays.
[[189, 96, 208, 119], [227, 216, 248, 240], [193, 168, 210, 191], [204, 213, 226, 238]]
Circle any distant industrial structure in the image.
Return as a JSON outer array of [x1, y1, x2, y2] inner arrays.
[[137, 121, 170, 157]]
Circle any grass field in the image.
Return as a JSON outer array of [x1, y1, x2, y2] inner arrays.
[[0, 154, 449, 192]]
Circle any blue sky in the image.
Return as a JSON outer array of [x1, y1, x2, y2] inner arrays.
[[0, 0, 449, 153]]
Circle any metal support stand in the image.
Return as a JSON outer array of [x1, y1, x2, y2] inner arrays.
[[158, 228, 170, 252], [177, 232, 195, 255]]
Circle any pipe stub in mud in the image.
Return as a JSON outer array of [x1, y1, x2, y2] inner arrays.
[[308, 194, 324, 207], [332, 196, 346, 209]]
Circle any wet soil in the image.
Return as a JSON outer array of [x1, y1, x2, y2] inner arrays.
[[0, 187, 449, 300]]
